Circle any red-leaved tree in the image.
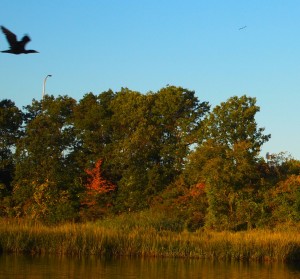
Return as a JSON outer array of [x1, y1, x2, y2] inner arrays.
[[85, 159, 116, 195], [81, 159, 116, 219]]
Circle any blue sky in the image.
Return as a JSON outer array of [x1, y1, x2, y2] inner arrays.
[[1, 0, 300, 159]]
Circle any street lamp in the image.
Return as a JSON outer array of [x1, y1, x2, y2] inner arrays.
[[43, 74, 52, 98]]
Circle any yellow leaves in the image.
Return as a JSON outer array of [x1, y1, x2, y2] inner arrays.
[[273, 175, 300, 195]]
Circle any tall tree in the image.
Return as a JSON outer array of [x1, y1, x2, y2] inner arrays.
[[0, 99, 23, 199], [185, 95, 270, 230], [202, 95, 270, 153], [73, 90, 115, 169], [13, 95, 79, 222], [107, 86, 210, 211]]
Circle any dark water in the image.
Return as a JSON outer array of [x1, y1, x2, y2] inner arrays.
[[0, 254, 300, 279]]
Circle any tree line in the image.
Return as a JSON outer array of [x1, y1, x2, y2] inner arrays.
[[1, 85, 300, 230]]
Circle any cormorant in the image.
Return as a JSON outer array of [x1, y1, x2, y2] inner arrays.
[[1, 26, 39, 54]]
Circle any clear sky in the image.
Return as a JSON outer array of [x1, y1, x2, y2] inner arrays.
[[1, 0, 300, 159]]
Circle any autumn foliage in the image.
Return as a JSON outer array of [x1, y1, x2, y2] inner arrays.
[[82, 159, 116, 210], [85, 159, 116, 195]]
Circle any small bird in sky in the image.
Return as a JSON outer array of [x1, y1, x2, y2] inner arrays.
[[238, 25, 247, 30], [1, 26, 39, 54]]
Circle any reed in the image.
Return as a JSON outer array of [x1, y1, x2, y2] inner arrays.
[[0, 217, 300, 262]]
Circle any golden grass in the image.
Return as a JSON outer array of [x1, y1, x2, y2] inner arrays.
[[0, 217, 300, 262]]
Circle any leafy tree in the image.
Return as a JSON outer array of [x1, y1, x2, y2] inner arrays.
[[185, 95, 270, 230], [151, 86, 210, 173], [150, 176, 207, 232], [5, 89, 290, 229], [107, 86, 209, 211], [106, 88, 157, 210], [0, 100, 23, 200], [12, 95, 80, 222], [265, 152, 300, 181], [201, 95, 270, 152], [85, 159, 116, 195], [80, 159, 116, 220], [259, 154, 300, 226], [73, 91, 115, 169], [265, 175, 300, 225]]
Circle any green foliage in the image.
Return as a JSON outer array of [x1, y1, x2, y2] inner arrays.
[[105, 86, 209, 211], [202, 95, 270, 153], [0, 99, 23, 198], [73, 91, 115, 167], [1, 89, 300, 230], [185, 96, 270, 230], [11, 95, 80, 223]]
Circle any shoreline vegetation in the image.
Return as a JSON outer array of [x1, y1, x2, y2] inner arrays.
[[1, 216, 300, 262], [2, 90, 300, 263]]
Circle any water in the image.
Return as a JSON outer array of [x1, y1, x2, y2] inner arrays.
[[0, 254, 300, 279]]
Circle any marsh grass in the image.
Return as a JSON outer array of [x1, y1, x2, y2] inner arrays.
[[1, 216, 300, 262]]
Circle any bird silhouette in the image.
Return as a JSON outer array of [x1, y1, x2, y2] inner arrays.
[[1, 26, 39, 54]]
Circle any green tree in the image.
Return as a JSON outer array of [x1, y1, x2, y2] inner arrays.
[[107, 86, 209, 211], [73, 91, 115, 169], [202, 95, 270, 153], [0, 100, 23, 199], [185, 95, 270, 230], [151, 86, 210, 174], [12, 95, 80, 222]]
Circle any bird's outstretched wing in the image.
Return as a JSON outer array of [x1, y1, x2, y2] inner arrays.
[[1, 26, 18, 47], [21, 35, 31, 45]]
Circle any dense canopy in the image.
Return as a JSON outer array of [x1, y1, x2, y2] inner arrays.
[[1, 86, 299, 230]]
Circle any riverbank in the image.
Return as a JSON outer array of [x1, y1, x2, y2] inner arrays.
[[0, 217, 300, 262]]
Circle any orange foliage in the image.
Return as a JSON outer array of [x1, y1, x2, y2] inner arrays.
[[85, 159, 116, 195], [189, 182, 205, 197]]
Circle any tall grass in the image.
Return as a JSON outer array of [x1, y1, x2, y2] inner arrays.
[[1, 215, 300, 262]]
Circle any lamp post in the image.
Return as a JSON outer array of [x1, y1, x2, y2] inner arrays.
[[43, 74, 52, 98]]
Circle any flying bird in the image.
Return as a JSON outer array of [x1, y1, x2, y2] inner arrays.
[[239, 25, 247, 30], [1, 26, 39, 54]]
